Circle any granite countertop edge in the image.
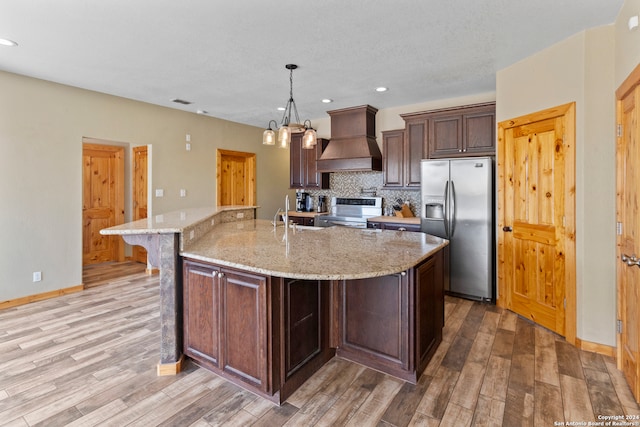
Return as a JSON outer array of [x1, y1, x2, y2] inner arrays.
[[180, 220, 448, 281], [100, 205, 257, 235]]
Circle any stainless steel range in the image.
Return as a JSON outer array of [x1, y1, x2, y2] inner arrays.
[[315, 196, 382, 228]]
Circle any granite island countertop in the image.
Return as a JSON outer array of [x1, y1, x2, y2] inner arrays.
[[181, 219, 448, 280]]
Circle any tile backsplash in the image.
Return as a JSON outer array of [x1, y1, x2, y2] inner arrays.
[[305, 171, 422, 217]]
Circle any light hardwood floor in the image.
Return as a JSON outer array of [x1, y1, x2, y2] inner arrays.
[[0, 264, 637, 426]]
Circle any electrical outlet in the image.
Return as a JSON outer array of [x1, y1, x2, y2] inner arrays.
[[33, 271, 42, 282], [180, 189, 187, 197], [237, 212, 244, 219], [155, 189, 164, 197]]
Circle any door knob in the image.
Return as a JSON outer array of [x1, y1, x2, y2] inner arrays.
[[503, 226, 513, 232]]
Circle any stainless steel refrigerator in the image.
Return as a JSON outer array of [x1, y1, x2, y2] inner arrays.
[[420, 157, 494, 301]]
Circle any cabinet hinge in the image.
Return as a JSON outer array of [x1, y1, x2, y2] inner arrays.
[[617, 222, 623, 235], [564, 298, 566, 309], [617, 319, 623, 334], [617, 124, 623, 137]]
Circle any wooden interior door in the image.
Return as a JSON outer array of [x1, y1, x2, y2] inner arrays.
[[82, 143, 124, 265], [216, 149, 256, 206], [497, 103, 576, 341], [132, 146, 148, 264], [616, 64, 640, 402]]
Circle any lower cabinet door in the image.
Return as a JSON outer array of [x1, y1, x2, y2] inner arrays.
[[183, 260, 220, 369], [415, 251, 444, 372], [284, 279, 322, 378], [340, 273, 411, 376], [220, 268, 269, 392]]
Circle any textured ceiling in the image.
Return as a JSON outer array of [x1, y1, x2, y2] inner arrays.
[[0, 0, 624, 128]]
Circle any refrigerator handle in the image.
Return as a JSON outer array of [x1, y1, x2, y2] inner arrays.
[[449, 180, 456, 237], [443, 181, 449, 237]]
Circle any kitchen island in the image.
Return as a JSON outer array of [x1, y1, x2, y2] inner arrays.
[[103, 208, 448, 404]]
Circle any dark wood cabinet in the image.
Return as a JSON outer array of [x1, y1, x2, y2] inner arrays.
[[282, 278, 327, 379], [288, 215, 316, 226], [430, 114, 463, 157], [415, 252, 444, 373], [400, 102, 495, 161], [367, 220, 421, 232], [290, 135, 329, 189], [183, 261, 220, 369], [183, 259, 270, 393], [339, 273, 411, 377], [182, 245, 446, 399], [382, 127, 422, 189], [220, 267, 269, 391], [183, 258, 334, 403], [382, 130, 404, 187], [336, 250, 444, 383]]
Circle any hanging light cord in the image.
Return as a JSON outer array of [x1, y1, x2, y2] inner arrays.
[[280, 65, 301, 127]]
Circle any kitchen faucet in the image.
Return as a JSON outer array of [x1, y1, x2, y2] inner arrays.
[[272, 195, 290, 229]]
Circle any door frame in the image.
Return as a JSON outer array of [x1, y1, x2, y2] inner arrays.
[[81, 141, 125, 264], [132, 145, 149, 264], [497, 102, 577, 344], [216, 149, 257, 206], [616, 62, 640, 377]]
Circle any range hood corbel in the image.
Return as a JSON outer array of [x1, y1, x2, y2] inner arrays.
[[316, 105, 382, 172]]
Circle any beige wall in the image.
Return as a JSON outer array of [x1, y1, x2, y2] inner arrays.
[[0, 71, 290, 301], [615, 0, 640, 85]]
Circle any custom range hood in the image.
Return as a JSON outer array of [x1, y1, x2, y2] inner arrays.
[[316, 105, 383, 172]]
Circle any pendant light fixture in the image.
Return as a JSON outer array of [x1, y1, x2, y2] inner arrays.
[[262, 64, 317, 149]]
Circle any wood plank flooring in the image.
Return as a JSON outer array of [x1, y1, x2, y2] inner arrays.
[[0, 263, 637, 426]]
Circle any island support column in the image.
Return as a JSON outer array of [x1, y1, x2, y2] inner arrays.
[[122, 233, 183, 375], [157, 233, 183, 375]]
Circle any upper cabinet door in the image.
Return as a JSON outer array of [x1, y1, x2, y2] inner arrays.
[[405, 122, 426, 188], [429, 114, 463, 158], [382, 129, 405, 188], [290, 136, 329, 189], [464, 108, 496, 156], [290, 134, 304, 189]]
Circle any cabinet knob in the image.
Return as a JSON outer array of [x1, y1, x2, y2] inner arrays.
[[398, 227, 407, 231], [218, 272, 224, 278], [400, 271, 407, 276], [458, 149, 462, 153]]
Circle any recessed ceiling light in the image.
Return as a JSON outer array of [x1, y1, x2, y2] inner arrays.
[[277, 107, 286, 111], [375, 87, 388, 92], [321, 99, 333, 103], [0, 38, 18, 47]]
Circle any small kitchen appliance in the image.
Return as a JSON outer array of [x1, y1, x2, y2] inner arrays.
[[317, 195, 327, 213], [295, 191, 310, 212]]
